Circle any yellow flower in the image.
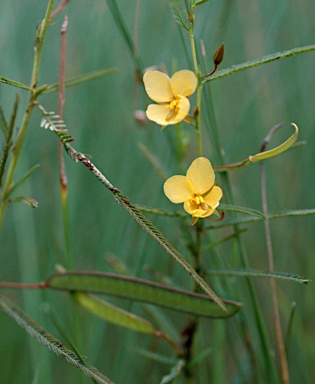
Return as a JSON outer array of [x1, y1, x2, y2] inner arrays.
[[163, 157, 222, 221], [143, 70, 197, 128]]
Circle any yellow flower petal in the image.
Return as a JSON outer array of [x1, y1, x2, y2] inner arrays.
[[163, 175, 192, 203], [204, 185, 223, 208], [146, 104, 172, 125], [171, 95, 190, 123], [170, 70, 197, 97], [186, 157, 215, 195], [146, 96, 190, 126], [143, 71, 173, 103]]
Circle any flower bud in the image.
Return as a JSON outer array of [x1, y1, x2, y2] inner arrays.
[[213, 43, 224, 66]]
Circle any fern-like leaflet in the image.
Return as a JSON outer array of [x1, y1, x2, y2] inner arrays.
[[36, 103, 78, 159]]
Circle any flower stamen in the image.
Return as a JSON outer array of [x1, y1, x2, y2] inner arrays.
[[166, 98, 180, 121], [201, 203, 209, 211]]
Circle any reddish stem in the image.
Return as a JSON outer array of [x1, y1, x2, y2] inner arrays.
[[50, 0, 70, 20], [58, 16, 68, 194], [202, 64, 217, 78], [0, 281, 47, 289]]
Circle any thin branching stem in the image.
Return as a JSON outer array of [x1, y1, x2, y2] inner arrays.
[[260, 126, 290, 384], [0, 281, 45, 289], [50, 0, 70, 19], [0, 0, 55, 230]]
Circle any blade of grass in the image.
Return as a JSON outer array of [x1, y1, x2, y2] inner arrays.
[[0, 294, 115, 384], [3, 164, 40, 201], [0, 95, 19, 187], [44, 68, 118, 94], [105, 0, 144, 74], [0, 104, 8, 135]]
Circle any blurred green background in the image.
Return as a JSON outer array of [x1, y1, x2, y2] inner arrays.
[[0, 1, 314, 383]]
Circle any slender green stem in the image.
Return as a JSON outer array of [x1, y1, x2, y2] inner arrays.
[[0, 95, 19, 187], [106, 0, 144, 75], [189, 25, 203, 156], [189, 28, 198, 76], [0, 0, 55, 231], [195, 82, 203, 157], [193, 221, 203, 278]]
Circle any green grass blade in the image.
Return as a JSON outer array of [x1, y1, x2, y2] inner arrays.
[[0, 96, 19, 186], [44, 68, 118, 94], [42, 304, 84, 361], [285, 302, 296, 353], [46, 271, 242, 318], [105, 0, 144, 74], [137, 142, 168, 180], [0, 294, 116, 384], [189, 347, 213, 367], [206, 270, 309, 284], [4, 164, 40, 200], [203, 44, 315, 83], [201, 229, 247, 252], [0, 75, 32, 91], [76, 292, 162, 335], [0, 104, 8, 135], [130, 348, 175, 365]]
